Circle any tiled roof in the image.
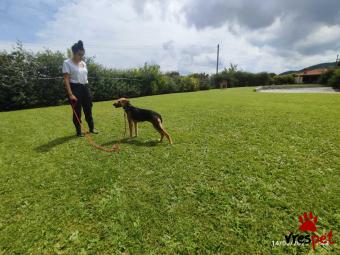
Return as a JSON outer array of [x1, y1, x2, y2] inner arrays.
[[297, 68, 328, 76]]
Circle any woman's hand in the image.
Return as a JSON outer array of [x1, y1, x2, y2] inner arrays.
[[69, 94, 78, 102]]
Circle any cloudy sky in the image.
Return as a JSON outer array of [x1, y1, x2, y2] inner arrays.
[[1, 0, 340, 74]]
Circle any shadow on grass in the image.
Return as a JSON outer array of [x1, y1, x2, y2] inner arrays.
[[35, 136, 161, 153], [101, 138, 160, 147], [35, 135, 77, 152]]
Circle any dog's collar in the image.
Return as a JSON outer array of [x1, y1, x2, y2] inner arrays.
[[123, 105, 133, 110]]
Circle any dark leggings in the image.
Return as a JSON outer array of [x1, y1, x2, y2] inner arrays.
[[70, 83, 94, 134]]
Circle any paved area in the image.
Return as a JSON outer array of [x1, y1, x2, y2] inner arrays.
[[260, 87, 339, 93]]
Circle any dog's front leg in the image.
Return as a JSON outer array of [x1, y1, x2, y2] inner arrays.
[[128, 118, 133, 138], [134, 121, 138, 137]]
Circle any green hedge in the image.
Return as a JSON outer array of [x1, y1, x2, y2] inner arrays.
[[211, 64, 288, 88], [1, 45, 305, 111], [327, 69, 340, 89], [318, 69, 340, 89], [0, 45, 212, 111]]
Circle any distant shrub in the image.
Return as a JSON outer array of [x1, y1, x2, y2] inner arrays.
[[0, 45, 213, 111], [318, 69, 334, 85], [211, 64, 277, 88], [271, 74, 295, 85], [328, 69, 340, 89], [189, 73, 211, 90]]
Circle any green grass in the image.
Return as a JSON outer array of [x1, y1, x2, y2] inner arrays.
[[0, 88, 339, 254]]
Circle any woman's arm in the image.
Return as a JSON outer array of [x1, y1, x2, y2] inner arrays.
[[63, 73, 77, 102]]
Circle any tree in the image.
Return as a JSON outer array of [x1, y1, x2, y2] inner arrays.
[[328, 69, 340, 89]]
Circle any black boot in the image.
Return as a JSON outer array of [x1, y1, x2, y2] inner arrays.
[[76, 132, 85, 137], [76, 126, 84, 137]]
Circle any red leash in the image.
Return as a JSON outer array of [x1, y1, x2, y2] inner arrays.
[[70, 101, 125, 152]]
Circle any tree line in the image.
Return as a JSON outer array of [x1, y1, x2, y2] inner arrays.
[[1, 44, 299, 111]]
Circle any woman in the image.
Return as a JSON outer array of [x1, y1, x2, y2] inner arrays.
[[62, 40, 98, 137]]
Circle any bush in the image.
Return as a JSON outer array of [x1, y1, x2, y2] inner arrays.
[[318, 70, 334, 85], [3, 45, 299, 111], [271, 74, 295, 85], [189, 73, 211, 90], [211, 64, 275, 88], [328, 69, 340, 89], [0, 45, 66, 110], [0, 45, 214, 111]]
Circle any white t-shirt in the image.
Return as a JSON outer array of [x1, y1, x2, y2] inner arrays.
[[62, 59, 88, 84]]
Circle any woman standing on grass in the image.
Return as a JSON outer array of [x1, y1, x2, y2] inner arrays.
[[62, 40, 98, 137]]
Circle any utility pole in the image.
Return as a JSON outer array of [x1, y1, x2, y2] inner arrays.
[[216, 44, 220, 75]]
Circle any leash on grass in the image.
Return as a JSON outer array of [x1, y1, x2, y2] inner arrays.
[[70, 100, 127, 153]]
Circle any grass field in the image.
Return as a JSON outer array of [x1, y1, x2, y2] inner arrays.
[[0, 88, 339, 254]]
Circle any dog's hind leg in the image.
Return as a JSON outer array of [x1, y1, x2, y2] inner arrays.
[[162, 127, 173, 144], [152, 121, 164, 142], [153, 118, 173, 144]]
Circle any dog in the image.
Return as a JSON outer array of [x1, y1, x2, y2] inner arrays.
[[113, 98, 173, 144]]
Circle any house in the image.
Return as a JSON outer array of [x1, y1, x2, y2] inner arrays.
[[294, 68, 328, 84]]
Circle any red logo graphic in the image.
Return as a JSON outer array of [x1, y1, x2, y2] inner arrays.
[[299, 212, 317, 232], [281, 212, 334, 251]]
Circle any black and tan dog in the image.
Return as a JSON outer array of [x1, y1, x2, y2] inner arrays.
[[113, 98, 173, 144]]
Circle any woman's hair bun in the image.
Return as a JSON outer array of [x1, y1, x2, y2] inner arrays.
[[77, 40, 84, 49], [71, 40, 85, 54]]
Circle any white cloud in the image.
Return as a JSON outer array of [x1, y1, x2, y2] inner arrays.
[[32, 0, 280, 73], [1, 0, 339, 74]]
